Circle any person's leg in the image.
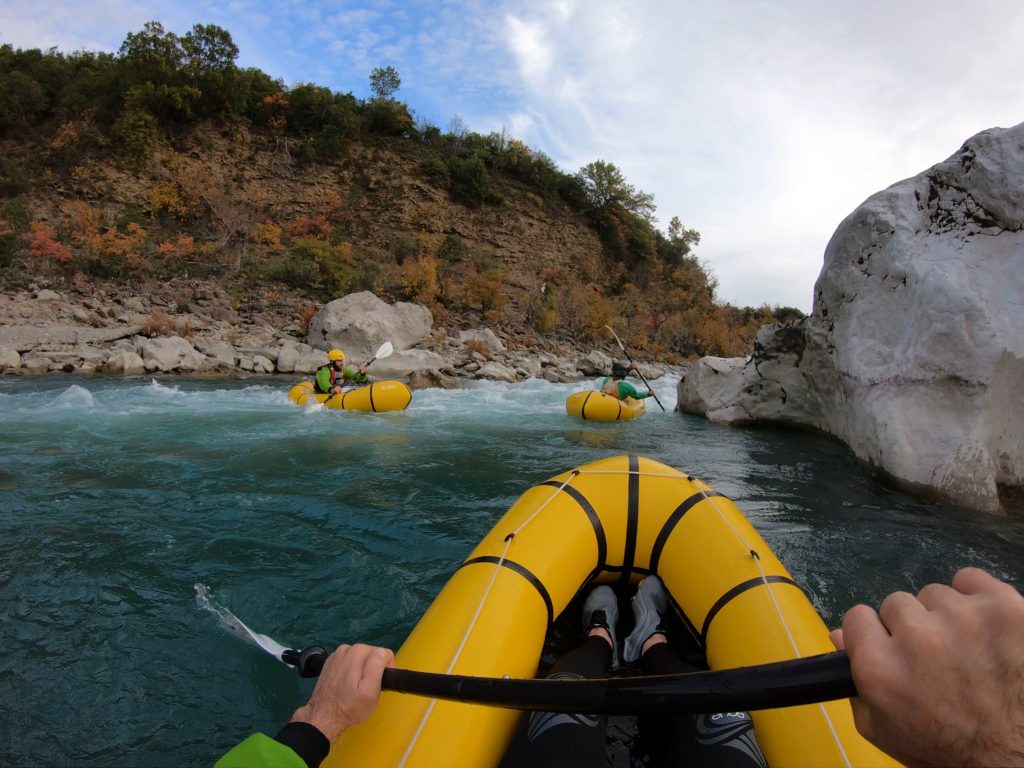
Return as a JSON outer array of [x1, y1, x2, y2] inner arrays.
[[625, 577, 767, 768], [499, 586, 617, 768]]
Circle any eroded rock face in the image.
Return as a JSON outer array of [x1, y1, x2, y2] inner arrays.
[[679, 123, 1024, 514], [306, 291, 433, 361]]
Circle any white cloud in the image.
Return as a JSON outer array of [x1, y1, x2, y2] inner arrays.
[[504, 15, 552, 82], [486, 0, 1024, 311]]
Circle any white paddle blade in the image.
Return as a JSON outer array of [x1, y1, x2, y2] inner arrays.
[[374, 341, 394, 360]]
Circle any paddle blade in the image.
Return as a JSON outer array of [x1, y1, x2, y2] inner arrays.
[[374, 341, 394, 360], [605, 324, 627, 352]]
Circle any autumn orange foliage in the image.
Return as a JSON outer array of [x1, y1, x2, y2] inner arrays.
[[27, 222, 73, 263]]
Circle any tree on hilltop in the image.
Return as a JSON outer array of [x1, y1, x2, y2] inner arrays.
[[576, 159, 656, 221], [369, 65, 400, 100]]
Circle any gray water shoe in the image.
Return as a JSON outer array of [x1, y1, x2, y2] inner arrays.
[[623, 575, 668, 663], [582, 584, 620, 669]]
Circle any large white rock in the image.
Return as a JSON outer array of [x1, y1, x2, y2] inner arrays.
[[577, 350, 613, 376], [103, 350, 146, 376], [294, 349, 328, 375], [0, 346, 21, 370], [679, 123, 1024, 514], [276, 344, 299, 373], [139, 336, 207, 372], [306, 291, 432, 362]]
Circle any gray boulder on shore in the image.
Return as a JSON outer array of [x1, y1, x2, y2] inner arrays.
[[679, 122, 1024, 515], [306, 291, 432, 362]]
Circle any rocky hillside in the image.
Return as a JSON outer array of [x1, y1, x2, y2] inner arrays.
[[0, 24, 793, 362]]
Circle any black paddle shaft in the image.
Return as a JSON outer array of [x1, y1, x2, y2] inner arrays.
[[605, 325, 667, 412], [282, 647, 856, 715]]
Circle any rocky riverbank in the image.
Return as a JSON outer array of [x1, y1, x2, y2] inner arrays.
[[0, 280, 679, 387]]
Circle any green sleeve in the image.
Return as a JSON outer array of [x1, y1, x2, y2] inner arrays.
[[343, 364, 368, 384], [315, 366, 332, 392], [620, 381, 647, 399], [215, 733, 308, 768]]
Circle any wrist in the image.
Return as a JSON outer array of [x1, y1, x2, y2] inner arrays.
[[290, 702, 350, 744]]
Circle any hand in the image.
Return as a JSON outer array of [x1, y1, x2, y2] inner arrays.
[[831, 568, 1024, 767], [289, 644, 395, 742], [331, 386, 343, 395], [358, 364, 366, 374]]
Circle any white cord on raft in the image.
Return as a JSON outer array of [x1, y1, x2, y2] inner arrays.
[[398, 473, 581, 766], [696, 484, 852, 768]]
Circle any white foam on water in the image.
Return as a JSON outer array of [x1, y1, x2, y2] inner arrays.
[[48, 384, 97, 411]]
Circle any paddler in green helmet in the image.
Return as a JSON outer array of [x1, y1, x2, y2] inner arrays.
[[600, 360, 652, 401], [314, 349, 368, 395]]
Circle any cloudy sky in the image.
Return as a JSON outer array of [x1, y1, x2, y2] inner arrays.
[[4, 1, 1024, 311]]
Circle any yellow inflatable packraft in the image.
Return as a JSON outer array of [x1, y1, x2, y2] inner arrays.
[[288, 380, 412, 412], [329, 455, 896, 768], [565, 390, 645, 421]]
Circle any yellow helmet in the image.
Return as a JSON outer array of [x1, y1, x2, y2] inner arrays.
[[328, 349, 345, 362]]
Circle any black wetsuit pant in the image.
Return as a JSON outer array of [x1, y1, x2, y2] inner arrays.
[[500, 638, 767, 768]]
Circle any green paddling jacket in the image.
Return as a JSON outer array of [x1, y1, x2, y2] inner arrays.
[[216, 723, 329, 768], [599, 377, 650, 401], [314, 363, 368, 394]]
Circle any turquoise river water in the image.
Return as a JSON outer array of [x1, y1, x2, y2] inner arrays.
[[1, 374, 1022, 767]]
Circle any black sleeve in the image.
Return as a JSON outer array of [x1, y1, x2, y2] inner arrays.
[[273, 722, 331, 768]]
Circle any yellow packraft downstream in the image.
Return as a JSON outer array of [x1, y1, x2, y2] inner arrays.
[[288, 379, 412, 412], [329, 455, 897, 768], [565, 390, 646, 421]]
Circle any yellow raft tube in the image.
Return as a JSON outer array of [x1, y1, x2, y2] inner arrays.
[[565, 390, 646, 421], [288, 379, 412, 413], [331, 455, 896, 768]]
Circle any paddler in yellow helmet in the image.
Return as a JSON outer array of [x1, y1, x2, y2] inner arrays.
[[314, 349, 368, 395]]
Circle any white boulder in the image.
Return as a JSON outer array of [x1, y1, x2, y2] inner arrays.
[[679, 123, 1024, 514], [139, 336, 207, 372], [103, 350, 146, 376], [577, 350, 613, 376], [276, 344, 299, 373], [253, 355, 275, 374], [294, 349, 328, 375], [306, 291, 432, 362], [0, 346, 21, 370]]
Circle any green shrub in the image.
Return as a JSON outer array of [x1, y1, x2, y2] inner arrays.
[[437, 234, 465, 262], [364, 99, 413, 137], [393, 236, 416, 265], [420, 155, 449, 185], [117, 106, 159, 163], [448, 155, 501, 207], [267, 238, 355, 298], [0, 160, 32, 197]]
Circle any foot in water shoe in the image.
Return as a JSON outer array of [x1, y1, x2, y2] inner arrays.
[[623, 575, 668, 663], [582, 585, 619, 668]]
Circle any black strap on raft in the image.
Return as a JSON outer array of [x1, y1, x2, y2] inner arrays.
[[281, 647, 856, 715]]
